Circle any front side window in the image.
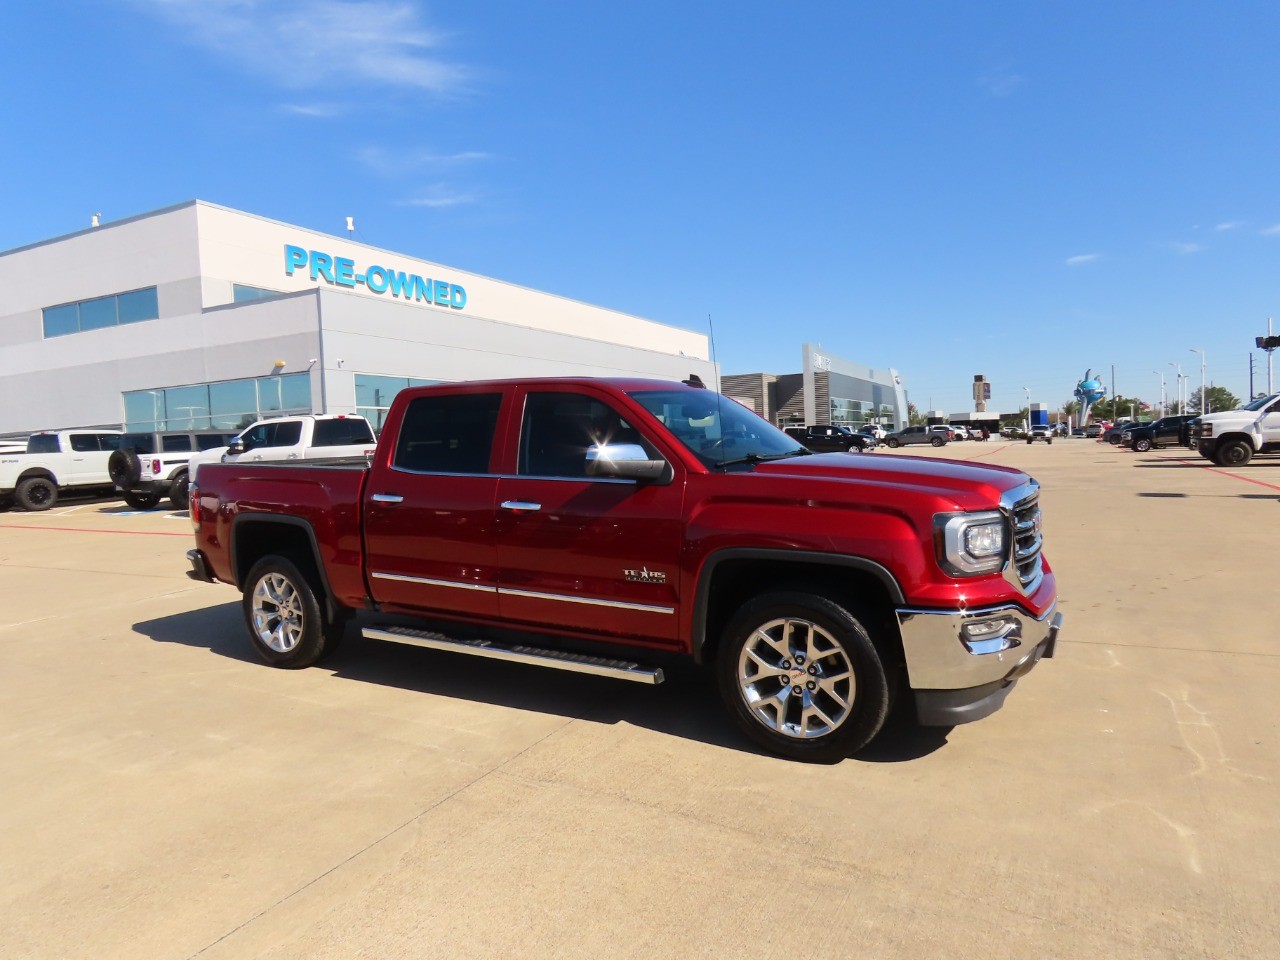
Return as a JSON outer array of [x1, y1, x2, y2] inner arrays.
[[629, 389, 804, 469], [519, 392, 654, 479], [266, 421, 302, 447], [393, 393, 502, 474]]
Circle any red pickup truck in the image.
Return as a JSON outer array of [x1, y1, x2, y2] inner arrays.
[[187, 377, 1061, 762]]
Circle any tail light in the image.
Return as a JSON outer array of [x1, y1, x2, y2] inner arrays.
[[189, 483, 201, 530], [151, 458, 162, 475]]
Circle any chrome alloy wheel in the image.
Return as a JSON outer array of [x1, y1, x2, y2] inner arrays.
[[737, 617, 855, 739], [251, 572, 306, 653]]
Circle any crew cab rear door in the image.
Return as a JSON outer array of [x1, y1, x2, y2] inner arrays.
[[492, 386, 683, 645], [363, 386, 509, 618]]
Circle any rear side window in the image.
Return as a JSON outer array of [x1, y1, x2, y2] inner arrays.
[[69, 434, 99, 452], [98, 434, 123, 451], [27, 434, 59, 454], [313, 418, 377, 447], [162, 435, 193, 452], [270, 421, 302, 447], [122, 434, 157, 454], [394, 393, 502, 474], [197, 434, 231, 450]]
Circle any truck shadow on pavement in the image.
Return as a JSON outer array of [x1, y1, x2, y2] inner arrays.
[[133, 604, 951, 764]]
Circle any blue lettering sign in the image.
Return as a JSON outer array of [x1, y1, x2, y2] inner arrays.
[[282, 244, 468, 310]]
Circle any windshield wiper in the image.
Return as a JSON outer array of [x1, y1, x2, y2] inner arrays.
[[714, 449, 812, 469]]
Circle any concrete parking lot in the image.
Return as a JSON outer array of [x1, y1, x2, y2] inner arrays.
[[2, 440, 1277, 960]]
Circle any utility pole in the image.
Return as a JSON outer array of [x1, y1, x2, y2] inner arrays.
[[1190, 348, 1206, 415], [1250, 353, 1255, 399]]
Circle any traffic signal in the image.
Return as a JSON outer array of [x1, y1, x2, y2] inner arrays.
[[1256, 336, 1280, 349]]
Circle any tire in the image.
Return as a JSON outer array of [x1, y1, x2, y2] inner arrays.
[[1108, 435, 1121, 445], [886, 438, 901, 448], [122, 490, 163, 510], [15, 476, 57, 511], [1216, 439, 1253, 467], [0, 496, 12, 513], [1026, 438, 1033, 444], [169, 472, 190, 510], [1047, 438, 1053, 445], [931, 437, 945, 447], [1133, 438, 1151, 453], [241, 555, 343, 668], [108, 449, 142, 488], [715, 591, 892, 762]]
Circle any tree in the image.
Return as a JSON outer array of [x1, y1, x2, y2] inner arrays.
[[1091, 395, 1150, 421], [907, 402, 926, 426], [1186, 384, 1240, 416]]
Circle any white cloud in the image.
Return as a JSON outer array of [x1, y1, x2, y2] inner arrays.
[[1214, 221, 1243, 232], [1261, 224, 1280, 236], [357, 146, 492, 177], [1065, 253, 1100, 266], [1171, 242, 1202, 254], [977, 68, 1026, 98], [395, 186, 478, 208], [281, 103, 344, 118], [134, 0, 470, 94]]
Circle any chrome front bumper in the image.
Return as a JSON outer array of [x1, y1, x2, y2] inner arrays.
[[896, 601, 1062, 691]]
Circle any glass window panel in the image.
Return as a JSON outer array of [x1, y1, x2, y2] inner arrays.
[[124, 391, 164, 433], [43, 304, 80, 337], [266, 421, 302, 447], [162, 434, 193, 452], [69, 434, 99, 452], [279, 373, 310, 412], [78, 295, 118, 331], [121, 434, 157, 454], [357, 407, 390, 435], [27, 435, 60, 453], [165, 385, 210, 431], [355, 374, 409, 409], [209, 379, 258, 420], [232, 284, 279, 303], [98, 434, 123, 451], [117, 287, 159, 324], [394, 393, 503, 474], [257, 378, 283, 414]]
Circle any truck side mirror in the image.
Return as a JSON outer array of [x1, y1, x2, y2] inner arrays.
[[228, 438, 246, 455], [586, 443, 667, 482]]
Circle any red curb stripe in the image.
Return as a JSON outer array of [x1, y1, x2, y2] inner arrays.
[[0, 524, 191, 538], [1176, 459, 1280, 493], [963, 443, 1014, 461]]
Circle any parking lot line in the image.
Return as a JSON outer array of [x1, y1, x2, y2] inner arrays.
[[0, 524, 191, 538], [1176, 459, 1280, 493]]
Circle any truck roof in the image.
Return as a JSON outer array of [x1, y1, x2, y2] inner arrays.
[[398, 376, 702, 393]]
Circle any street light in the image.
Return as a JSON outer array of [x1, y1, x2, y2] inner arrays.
[[1168, 362, 1183, 412], [1023, 386, 1031, 432], [1153, 370, 1165, 416], [1189, 348, 1206, 414]]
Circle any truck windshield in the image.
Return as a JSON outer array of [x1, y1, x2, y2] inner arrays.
[[629, 389, 807, 468], [1240, 394, 1279, 412]]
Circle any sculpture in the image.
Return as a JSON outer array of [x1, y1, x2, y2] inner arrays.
[[1073, 370, 1106, 425]]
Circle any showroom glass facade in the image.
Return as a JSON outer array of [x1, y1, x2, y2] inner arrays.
[[42, 287, 159, 338], [355, 374, 439, 433], [123, 373, 311, 432]]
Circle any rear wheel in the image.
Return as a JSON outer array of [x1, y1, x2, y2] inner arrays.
[[15, 476, 57, 511], [242, 555, 344, 668], [886, 438, 900, 448], [122, 491, 163, 510], [716, 592, 891, 762], [169, 472, 190, 510], [931, 437, 945, 447], [1216, 439, 1253, 467]]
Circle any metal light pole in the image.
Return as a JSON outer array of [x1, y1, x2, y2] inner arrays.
[[1190, 348, 1206, 414], [1153, 371, 1165, 416], [1023, 386, 1031, 433], [1168, 362, 1183, 413]]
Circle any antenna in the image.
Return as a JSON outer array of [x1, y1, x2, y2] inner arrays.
[[345, 216, 355, 239]]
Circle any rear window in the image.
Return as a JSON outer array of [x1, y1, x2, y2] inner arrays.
[[27, 434, 59, 454], [312, 418, 377, 447], [394, 393, 502, 474], [121, 434, 157, 454], [162, 435, 193, 452]]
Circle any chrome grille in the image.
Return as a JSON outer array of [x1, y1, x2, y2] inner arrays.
[[1009, 490, 1043, 592]]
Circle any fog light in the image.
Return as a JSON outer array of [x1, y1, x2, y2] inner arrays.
[[960, 616, 1021, 654]]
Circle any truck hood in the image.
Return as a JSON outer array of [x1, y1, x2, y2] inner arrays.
[[748, 452, 1030, 508]]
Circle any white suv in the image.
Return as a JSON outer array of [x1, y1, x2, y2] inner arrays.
[[187, 414, 378, 483], [0, 430, 124, 511]]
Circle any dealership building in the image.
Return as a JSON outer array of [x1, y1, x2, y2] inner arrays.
[[722, 344, 908, 430], [0, 200, 714, 437]]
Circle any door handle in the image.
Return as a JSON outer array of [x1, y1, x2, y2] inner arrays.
[[371, 493, 404, 504], [500, 500, 542, 512]]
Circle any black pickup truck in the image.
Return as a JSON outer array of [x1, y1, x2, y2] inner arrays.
[[1121, 415, 1197, 452], [784, 424, 875, 452]]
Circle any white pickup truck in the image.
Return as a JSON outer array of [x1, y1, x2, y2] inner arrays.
[[0, 429, 124, 511], [1194, 393, 1280, 466], [187, 414, 378, 484]]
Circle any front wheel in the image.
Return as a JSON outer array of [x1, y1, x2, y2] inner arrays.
[[241, 555, 344, 668], [931, 437, 945, 447], [1216, 439, 1253, 467], [1133, 438, 1151, 453], [886, 438, 901, 448], [716, 592, 892, 762], [169, 472, 190, 510]]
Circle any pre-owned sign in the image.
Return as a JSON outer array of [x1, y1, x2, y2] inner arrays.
[[284, 244, 467, 310]]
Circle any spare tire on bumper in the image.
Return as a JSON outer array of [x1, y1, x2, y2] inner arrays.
[[108, 449, 142, 488]]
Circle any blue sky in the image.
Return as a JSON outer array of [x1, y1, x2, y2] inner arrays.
[[2, 1, 1278, 413]]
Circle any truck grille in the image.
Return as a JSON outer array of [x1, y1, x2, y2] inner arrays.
[[1010, 490, 1044, 593]]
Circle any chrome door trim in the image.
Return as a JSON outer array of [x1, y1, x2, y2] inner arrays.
[[370, 571, 498, 593], [498, 587, 674, 615], [500, 500, 542, 512], [370, 493, 404, 504]]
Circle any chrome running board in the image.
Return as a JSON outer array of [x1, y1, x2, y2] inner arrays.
[[362, 625, 665, 685]]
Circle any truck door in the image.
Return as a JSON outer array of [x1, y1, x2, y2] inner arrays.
[[67, 433, 111, 484], [363, 389, 506, 618], [493, 388, 683, 645]]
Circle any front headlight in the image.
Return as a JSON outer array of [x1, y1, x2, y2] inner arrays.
[[935, 510, 1007, 576], [1199, 423, 1213, 437]]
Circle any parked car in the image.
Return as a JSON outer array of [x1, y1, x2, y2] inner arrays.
[[188, 376, 1061, 762], [1026, 425, 1053, 444], [108, 430, 237, 509], [928, 425, 957, 441], [784, 424, 875, 453], [0, 429, 124, 511], [187, 414, 378, 483], [859, 423, 888, 441], [1121, 415, 1197, 453], [1102, 422, 1143, 444], [885, 425, 947, 448], [1080, 424, 1102, 438], [1195, 393, 1280, 466]]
